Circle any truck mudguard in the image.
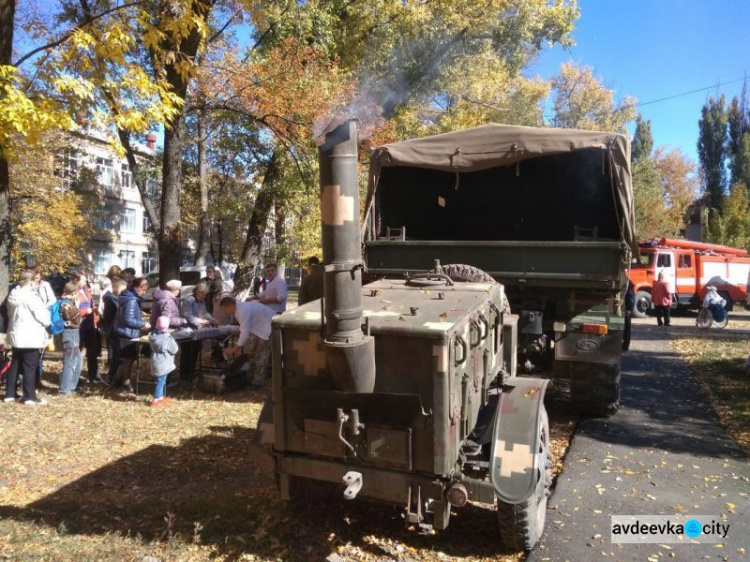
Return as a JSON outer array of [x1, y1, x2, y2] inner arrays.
[[490, 377, 550, 504]]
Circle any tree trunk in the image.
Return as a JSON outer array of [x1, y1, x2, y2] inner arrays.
[[159, 112, 184, 282], [216, 220, 224, 265], [117, 129, 160, 231], [0, 0, 16, 307], [194, 108, 211, 265], [233, 152, 279, 299], [274, 202, 285, 278], [154, 0, 212, 285]]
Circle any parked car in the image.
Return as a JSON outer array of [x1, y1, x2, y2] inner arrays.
[[141, 266, 232, 311]]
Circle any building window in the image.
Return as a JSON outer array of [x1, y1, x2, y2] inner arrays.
[[93, 249, 111, 275], [147, 178, 158, 197], [120, 250, 135, 270], [97, 157, 114, 187], [120, 208, 136, 233], [54, 151, 79, 191], [96, 204, 113, 230], [141, 252, 156, 274], [142, 214, 152, 233], [121, 163, 132, 189]]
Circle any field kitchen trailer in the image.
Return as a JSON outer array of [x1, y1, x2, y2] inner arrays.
[[256, 120, 636, 550]]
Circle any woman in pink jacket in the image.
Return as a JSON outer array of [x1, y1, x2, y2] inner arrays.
[[652, 272, 672, 327]]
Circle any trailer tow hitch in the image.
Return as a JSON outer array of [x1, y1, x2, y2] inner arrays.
[[342, 471, 363, 500]]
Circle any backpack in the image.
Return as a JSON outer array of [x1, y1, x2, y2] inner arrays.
[[48, 299, 79, 335]]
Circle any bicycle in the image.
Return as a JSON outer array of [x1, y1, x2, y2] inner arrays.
[[696, 305, 729, 329]]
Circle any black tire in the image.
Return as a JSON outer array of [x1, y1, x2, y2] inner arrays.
[[569, 362, 620, 417], [442, 264, 510, 313], [633, 290, 651, 318], [718, 292, 734, 312], [497, 407, 550, 551], [442, 264, 497, 284]]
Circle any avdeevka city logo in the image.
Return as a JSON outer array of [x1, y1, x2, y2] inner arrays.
[[684, 519, 702, 538]]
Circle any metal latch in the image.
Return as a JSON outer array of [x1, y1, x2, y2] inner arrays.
[[342, 471, 363, 500]]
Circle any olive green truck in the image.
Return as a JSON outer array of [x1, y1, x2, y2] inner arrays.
[[258, 121, 635, 550]]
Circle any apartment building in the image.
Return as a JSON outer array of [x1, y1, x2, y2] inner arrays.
[[55, 131, 170, 279]]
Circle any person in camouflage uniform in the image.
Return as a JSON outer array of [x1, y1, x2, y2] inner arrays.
[[219, 297, 274, 387]]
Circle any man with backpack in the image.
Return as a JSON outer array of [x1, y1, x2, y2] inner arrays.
[[58, 282, 83, 395]]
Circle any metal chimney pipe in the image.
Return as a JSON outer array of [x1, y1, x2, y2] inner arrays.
[[318, 120, 376, 393]]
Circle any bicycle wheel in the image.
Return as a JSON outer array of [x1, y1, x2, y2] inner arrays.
[[715, 313, 729, 329], [696, 308, 713, 328]]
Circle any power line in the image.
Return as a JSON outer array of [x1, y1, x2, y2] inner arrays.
[[624, 76, 747, 110]]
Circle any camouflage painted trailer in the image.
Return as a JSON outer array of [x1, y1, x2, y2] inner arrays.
[[363, 124, 636, 416], [260, 121, 552, 550]]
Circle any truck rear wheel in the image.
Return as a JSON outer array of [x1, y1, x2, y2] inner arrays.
[[570, 362, 620, 417], [497, 407, 550, 551], [633, 290, 651, 318]]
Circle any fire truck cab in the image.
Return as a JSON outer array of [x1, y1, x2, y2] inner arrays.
[[629, 238, 750, 318]]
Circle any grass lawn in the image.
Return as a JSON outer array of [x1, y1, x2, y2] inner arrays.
[[671, 331, 750, 455], [0, 356, 576, 561]]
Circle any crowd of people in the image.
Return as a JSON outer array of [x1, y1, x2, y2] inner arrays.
[[2, 262, 296, 407]]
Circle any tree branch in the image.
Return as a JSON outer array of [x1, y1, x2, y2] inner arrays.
[[13, 1, 144, 67]]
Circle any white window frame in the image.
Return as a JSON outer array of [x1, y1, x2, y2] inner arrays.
[[93, 249, 111, 275], [141, 252, 156, 274], [96, 204, 113, 230], [121, 162, 133, 189], [97, 157, 114, 187], [142, 213, 152, 234], [120, 207, 136, 233], [146, 178, 158, 197], [120, 250, 136, 269], [55, 151, 80, 191]]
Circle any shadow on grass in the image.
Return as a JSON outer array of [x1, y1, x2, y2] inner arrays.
[[0, 424, 520, 561]]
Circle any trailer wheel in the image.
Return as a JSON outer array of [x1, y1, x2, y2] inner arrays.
[[633, 290, 651, 318], [570, 362, 620, 417], [497, 406, 550, 551]]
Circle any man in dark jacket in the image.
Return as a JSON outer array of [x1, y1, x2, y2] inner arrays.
[[112, 277, 150, 393], [623, 280, 635, 352], [298, 256, 324, 306], [102, 278, 127, 384]]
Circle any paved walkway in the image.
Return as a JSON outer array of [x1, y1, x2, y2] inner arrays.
[[529, 322, 750, 561]]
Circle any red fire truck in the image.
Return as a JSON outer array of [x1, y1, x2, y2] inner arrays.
[[629, 238, 750, 318]]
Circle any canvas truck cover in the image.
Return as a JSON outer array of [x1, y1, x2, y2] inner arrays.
[[364, 123, 636, 252]]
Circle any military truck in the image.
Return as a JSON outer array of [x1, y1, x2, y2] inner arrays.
[[259, 121, 557, 551], [362, 123, 636, 417]]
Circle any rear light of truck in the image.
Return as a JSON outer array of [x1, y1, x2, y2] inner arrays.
[[581, 323, 608, 335]]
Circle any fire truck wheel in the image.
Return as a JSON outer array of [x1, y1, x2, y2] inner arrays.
[[497, 407, 550, 551], [570, 362, 620, 417], [633, 291, 651, 318], [718, 292, 734, 312]]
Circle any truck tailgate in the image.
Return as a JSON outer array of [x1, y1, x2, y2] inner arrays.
[[365, 240, 626, 290]]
